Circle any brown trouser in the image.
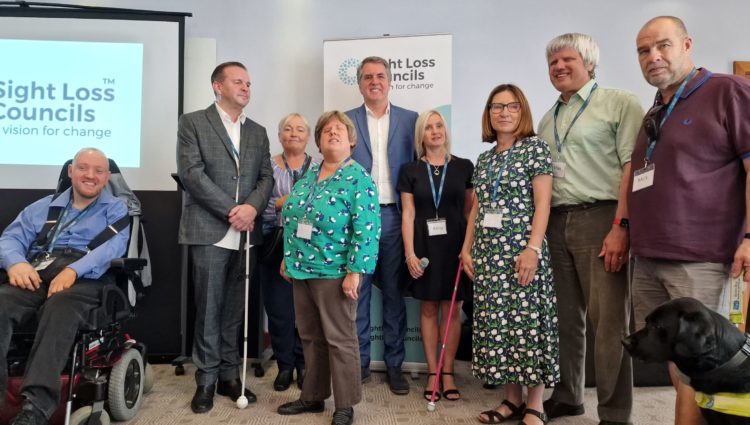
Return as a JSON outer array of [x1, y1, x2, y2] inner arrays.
[[292, 277, 361, 409], [547, 202, 633, 423]]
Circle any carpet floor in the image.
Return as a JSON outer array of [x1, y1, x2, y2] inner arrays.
[[122, 361, 675, 424]]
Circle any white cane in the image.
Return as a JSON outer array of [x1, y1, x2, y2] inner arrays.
[[236, 230, 251, 409]]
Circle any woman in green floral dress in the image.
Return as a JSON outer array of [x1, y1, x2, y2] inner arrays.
[[461, 84, 558, 425]]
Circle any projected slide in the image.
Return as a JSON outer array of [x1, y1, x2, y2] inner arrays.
[[0, 39, 143, 167]]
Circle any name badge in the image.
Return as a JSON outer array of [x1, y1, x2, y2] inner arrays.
[[632, 164, 655, 192], [552, 161, 566, 178], [296, 219, 313, 240], [426, 218, 447, 236], [483, 209, 503, 229], [33, 256, 56, 271]]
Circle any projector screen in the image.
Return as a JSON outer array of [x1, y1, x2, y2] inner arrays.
[[0, 9, 186, 190]]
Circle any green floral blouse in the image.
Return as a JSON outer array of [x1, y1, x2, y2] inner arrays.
[[281, 161, 381, 279]]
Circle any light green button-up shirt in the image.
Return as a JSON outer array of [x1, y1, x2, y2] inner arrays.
[[538, 79, 644, 207]]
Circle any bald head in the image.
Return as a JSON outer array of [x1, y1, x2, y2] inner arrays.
[[636, 16, 694, 98]]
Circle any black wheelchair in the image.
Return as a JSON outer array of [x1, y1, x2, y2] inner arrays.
[[1, 159, 153, 425]]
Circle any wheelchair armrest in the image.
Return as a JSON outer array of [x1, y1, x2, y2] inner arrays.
[[109, 258, 147, 271]]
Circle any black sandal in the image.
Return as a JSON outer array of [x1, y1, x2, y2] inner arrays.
[[478, 399, 526, 424], [440, 372, 461, 401], [518, 408, 549, 425], [423, 373, 441, 401]]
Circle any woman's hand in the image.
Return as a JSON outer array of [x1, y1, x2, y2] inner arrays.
[[405, 255, 424, 279], [514, 248, 539, 286], [342, 272, 360, 300], [460, 250, 474, 281], [279, 260, 291, 283]]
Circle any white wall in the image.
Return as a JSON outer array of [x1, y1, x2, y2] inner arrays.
[[43, 0, 750, 162]]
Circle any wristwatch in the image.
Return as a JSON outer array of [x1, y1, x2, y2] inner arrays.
[[613, 217, 629, 229]]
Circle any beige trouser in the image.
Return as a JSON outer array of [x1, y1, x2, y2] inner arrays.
[[292, 277, 362, 409]]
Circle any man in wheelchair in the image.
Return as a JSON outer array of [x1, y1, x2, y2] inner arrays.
[[0, 148, 130, 425]]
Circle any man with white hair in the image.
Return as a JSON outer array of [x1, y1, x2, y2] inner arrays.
[[537, 33, 643, 425]]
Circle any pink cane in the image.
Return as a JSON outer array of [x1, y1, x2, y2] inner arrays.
[[427, 260, 463, 412]]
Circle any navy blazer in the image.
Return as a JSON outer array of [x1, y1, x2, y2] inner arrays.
[[346, 103, 418, 205]]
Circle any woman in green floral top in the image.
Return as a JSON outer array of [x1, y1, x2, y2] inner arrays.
[[277, 111, 380, 425]]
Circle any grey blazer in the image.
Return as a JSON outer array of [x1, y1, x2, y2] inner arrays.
[[177, 104, 274, 246]]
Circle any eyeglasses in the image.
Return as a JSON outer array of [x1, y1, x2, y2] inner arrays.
[[488, 102, 521, 114], [643, 104, 665, 142]]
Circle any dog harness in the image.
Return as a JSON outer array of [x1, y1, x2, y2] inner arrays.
[[694, 334, 750, 417]]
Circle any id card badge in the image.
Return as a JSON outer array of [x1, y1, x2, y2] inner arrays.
[[483, 209, 503, 229], [552, 161, 566, 178], [426, 218, 447, 236], [296, 219, 313, 240], [632, 164, 655, 192], [33, 256, 56, 271]]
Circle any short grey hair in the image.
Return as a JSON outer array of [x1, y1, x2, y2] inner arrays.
[[356, 56, 392, 83], [72, 147, 109, 170], [546, 33, 600, 79], [277, 113, 310, 134]]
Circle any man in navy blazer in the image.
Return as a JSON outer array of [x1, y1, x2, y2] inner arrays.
[[177, 62, 273, 413], [346, 56, 418, 395]]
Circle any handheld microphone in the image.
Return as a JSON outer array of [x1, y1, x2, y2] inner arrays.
[[419, 257, 429, 270]]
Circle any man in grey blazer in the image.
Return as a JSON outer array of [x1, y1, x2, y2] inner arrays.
[[177, 62, 273, 413], [346, 56, 417, 395]]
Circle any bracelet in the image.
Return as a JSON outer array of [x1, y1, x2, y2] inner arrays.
[[526, 244, 542, 257], [405, 254, 416, 263]]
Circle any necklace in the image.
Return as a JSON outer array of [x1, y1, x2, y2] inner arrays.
[[430, 163, 441, 176]]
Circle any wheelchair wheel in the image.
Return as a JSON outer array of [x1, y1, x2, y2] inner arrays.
[[69, 406, 111, 425], [143, 361, 155, 394], [108, 348, 144, 421]]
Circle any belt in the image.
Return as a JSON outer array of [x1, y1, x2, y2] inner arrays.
[[379, 203, 396, 207], [551, 200, 616, 213]]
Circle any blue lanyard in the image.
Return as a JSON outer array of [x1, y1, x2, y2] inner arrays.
[[227, 137, 240, 163], [302, 157, 351, 213], [644, 67, 698, 164], [282, 153, 311, 186], [425, 155, 449, 217], [488, 142, 516, 202], [46, 199, 96, 252], [553, 83, 598, 153]]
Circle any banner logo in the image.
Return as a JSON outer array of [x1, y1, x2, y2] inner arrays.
[[338, 58, 360, 86]]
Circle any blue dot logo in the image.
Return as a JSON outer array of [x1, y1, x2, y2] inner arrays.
[[338, 58, 360, 86]]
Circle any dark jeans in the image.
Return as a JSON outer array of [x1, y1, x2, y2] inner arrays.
[[356, 204, 406, 368], [259, 259, 304, 371], [0, 276, 104, 419]]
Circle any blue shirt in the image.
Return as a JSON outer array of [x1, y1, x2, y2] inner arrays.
[[0, 188, 129, 280]]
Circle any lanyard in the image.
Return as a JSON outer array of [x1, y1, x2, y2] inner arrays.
[[644, 67, 698, 164], [46, 199, 96, 252], [282, 153, 311, 186], [425, 155, 449, 218], [553, 83, 598, 153], [302, 157, 351, 214], [488, 142, 516, 202]]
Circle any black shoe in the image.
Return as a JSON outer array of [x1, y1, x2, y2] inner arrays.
[[217, 378, 257, 403], [11, 404, 48, 425], [386, 367, 409, 395], [277, 399, 325, 415], [274, 369, 294, 391], [296, 367, 306, 389], [542, 399, 584, 418], [190, 384, 215, 414], [331, 407, 354, 425], [360, 366, 371, 383]]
